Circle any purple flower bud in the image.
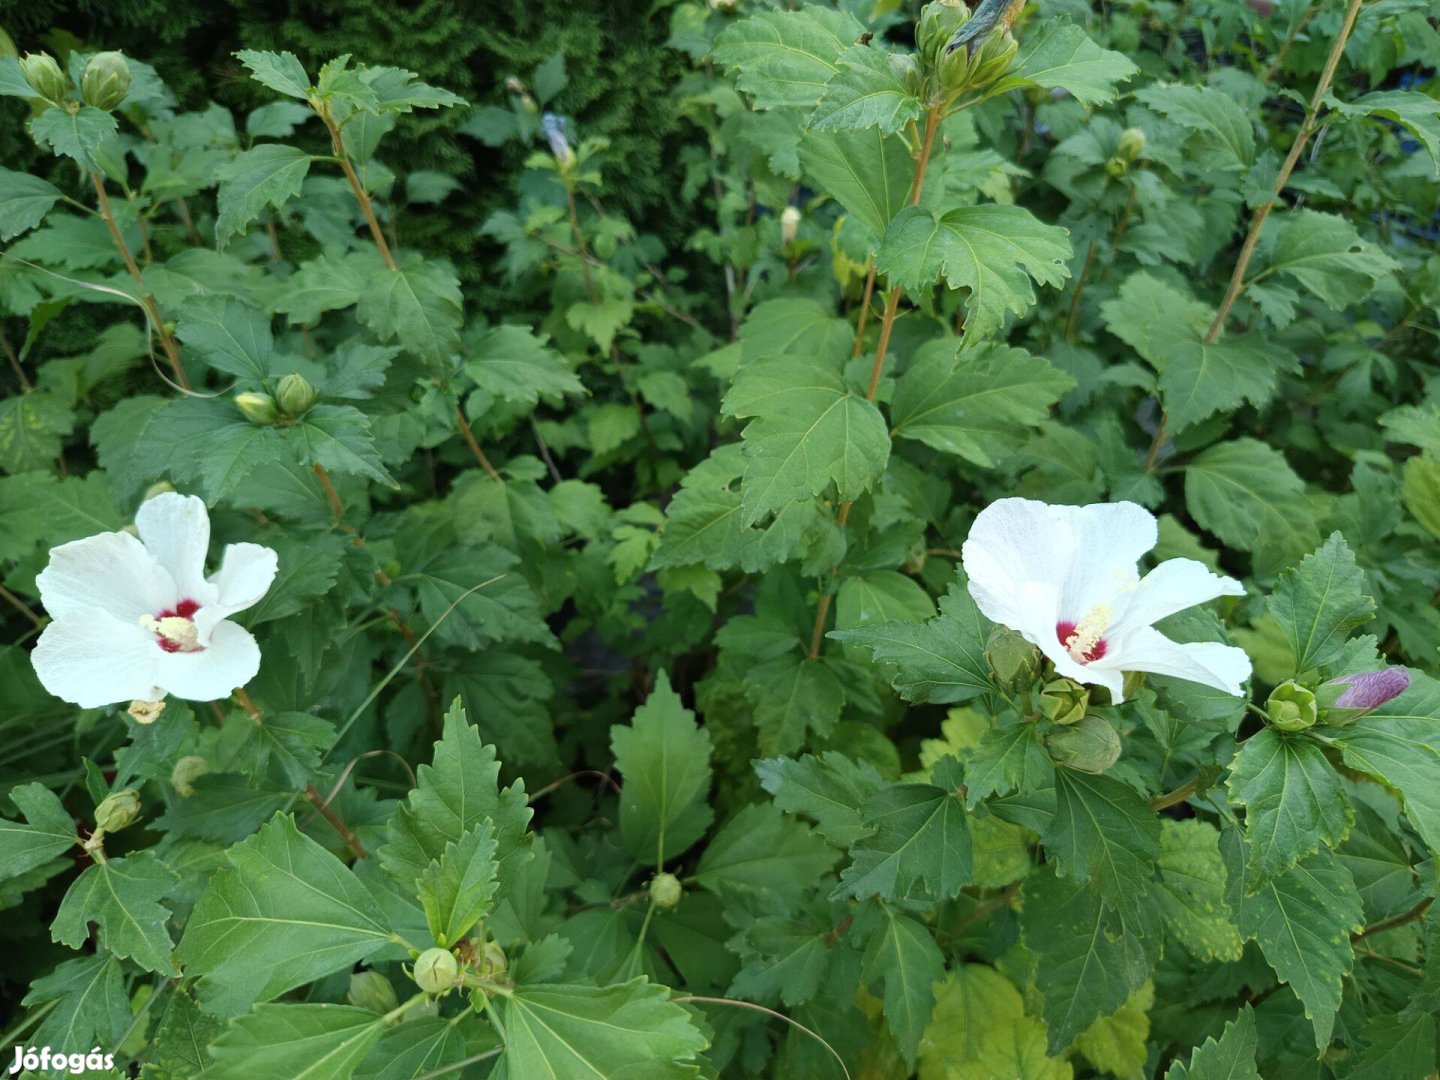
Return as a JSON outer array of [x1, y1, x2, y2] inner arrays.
[[1330, 668, 1411, 710]]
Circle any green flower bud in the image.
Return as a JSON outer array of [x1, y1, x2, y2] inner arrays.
[[1117, 127, 1146, 162], [479, 940, 508, 978], [94, 788, 142, 833], [234, 391, 279, 425], [81, 51, 131, 112], [142, 481, 176, 501], [348, 970, 400, 1014], [413, 948, 459, 994], [965, 28, 1018, 90], [1105, 155, 1128, 178], [170, 755, 209, 797], [649, 872, 683, 910], [1045, 714, 1121, 774], [275, 372, 317, 417], [1040, 677, 1089, 726], [1267, 680, 1318, 733], [780, 206, 801, 247], [19, 52, 69, 105], [917, 0, 972, 71], [986, 626, 1040, 690]]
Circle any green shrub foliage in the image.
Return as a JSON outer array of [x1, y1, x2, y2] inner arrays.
[[1, 0, 1439, 1075]]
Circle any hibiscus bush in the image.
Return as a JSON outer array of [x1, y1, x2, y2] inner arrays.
[[1, 0, 1439, 1076]]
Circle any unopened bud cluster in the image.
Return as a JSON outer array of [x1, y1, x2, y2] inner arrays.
[[20, 50, 131, 111], [235, 374, 316, 425], [917, 0, 1018, 105]]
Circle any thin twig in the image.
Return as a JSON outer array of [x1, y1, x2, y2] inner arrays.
[[305, 782, 368, 859], [1204, 0, 1365, 344], [0, 582, 42, 628], [455, 406, 503, 481], [1354, 896, 1432, 941], [91, 172, 189, 390], [676, 996, 850, 1080]]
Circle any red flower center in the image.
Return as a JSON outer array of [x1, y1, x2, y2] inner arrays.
[[1056, 621, 1107, 663], [150, 598, 202, 653]]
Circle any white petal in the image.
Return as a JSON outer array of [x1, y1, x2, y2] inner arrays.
[[963, 499, 1157, 628], [36, 532, 176, 623], [1110, 558, 1243, 637], [154, 619, 261, 701], [31, 613, 164, 708], [195, 543, 279, 642], [963, 498, 1079, 630], [1055, 501, 1157, 616], [1101, 625, 1252, 697], [135, 493, 213, 600]]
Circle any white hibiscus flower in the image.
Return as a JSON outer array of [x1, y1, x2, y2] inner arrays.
[[31, 493, 278, 708], [962, 498, 1251, 703]]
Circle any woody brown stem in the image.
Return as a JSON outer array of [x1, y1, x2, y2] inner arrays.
[[455, 407, 502, 482], [322, 113, 397, 271], [305, 783, 368, 860], [91, 172, 189, 390]]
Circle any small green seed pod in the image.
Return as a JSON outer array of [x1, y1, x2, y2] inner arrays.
[[1045, 714, 1121, 774], [94, 788, 142, 833], [413, 948, 459, 994], [20, 52, 69, 104], [81, 51, 131, 111], [235, 392, 279, 425], [275, 373, 317, 417]]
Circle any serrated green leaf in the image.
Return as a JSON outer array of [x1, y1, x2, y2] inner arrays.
[[835, 570, 935, 629], [1135, 85, 1255, 168], [418, 822, 499, 948], [271, 251, 375, 324], [1221, 830, 1362, 1049], [723, 356, 890, 525], [745, 653, 846, 756], [1332, 673, 1440, 856], [176, 295, 274, 383], [611, 671, 714, 865], [378, 700, 533, 901], [712, 7, 865, 110], [361, 66, 466, 112], [22, 956, 131, 1063], [797, 129, 915, 242], [144, 990, 224, 1079], [695, 803, 837, 904], [1343, 1011, 1437, 1080], [837, 777, 972, 901], [0, 782, 77, 881], [28, 105, 117, 169], [1263, 210, 1397, 309], [988, 20, 1138, 105], [832, 577, 992, 703], [179, 814, 391, 1014], [1162, 1005, 1259, 1080], [1266, 532, 1375, 674], [891, 341, 1074, 467], [357, 254, 463, 365], [236, 49, 311, 98], [1045, 769, 1160, 922], [207, 1004, 386, 1080], [877, 205, 1072, 339], [0, 167, 62, 241], [216, 144, 311, 246], [497, 978, 708, 1079], [756, 751, 886, 848], [1226, 728, 1352, 885], [1331, 89, 1440, 175], [53, 850, 179, 975], [860, 905, 945, 1064], [465, 325, 583, 406], [963, 722, 1053, 808], [1153, 820, 1244, 962], [809, 46, 922, 134], [1021, 870, 1153, 1053], [1074, 980, 1152, 1080], [1183, 439, 1319, 578]]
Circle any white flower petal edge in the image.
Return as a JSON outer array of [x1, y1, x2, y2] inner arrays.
[[962, 497, 1251, 703], [31, 492, 278, 708]]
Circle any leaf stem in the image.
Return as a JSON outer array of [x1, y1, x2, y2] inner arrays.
[[1353, 896, 1432, 941], [807, 103, 944, 658], [320, 110, 397, 271], [454, 405, 503, 481], [1148, 775, 1200, 811], [1203, 0, 1365, 344], [305, 782, 368, 859], [90, 171, 190, 390], [0, 581, 43, 628]]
